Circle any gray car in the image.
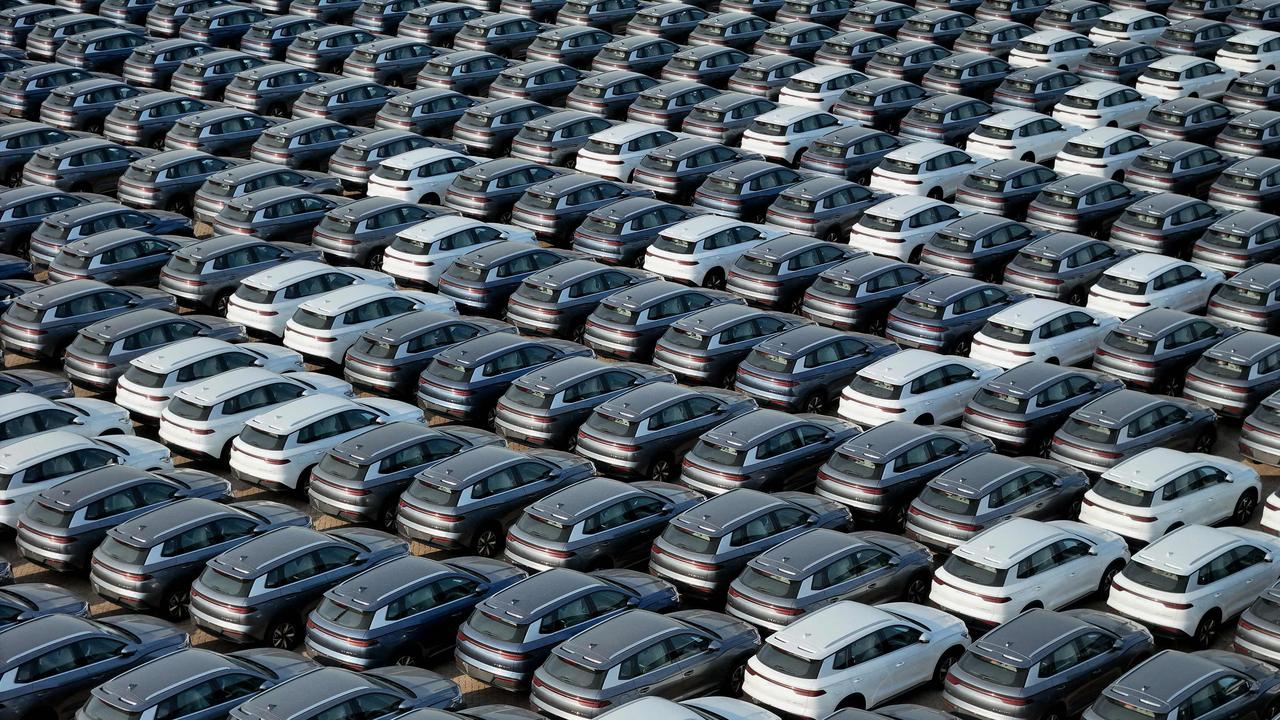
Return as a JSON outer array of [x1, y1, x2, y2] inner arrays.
[[724, 529, 934, 631], [189, 525, 409, 649], [575, 383, 758, 481], [311, 197, 444, 268], [510, 109, 615, 168], [0, 280, 175, 361], [158, 234, 323, 312], [396, 445, 597, 557], [63, 308, 247, 390], [504, 478, 705, 572], [734, 324, 901, 413], [652, 304, 811, 387], [962, 362, 1127, 455], [164, 107, 280, 158], [437, 242, 584, 316], [169, 49, 266, 100], [886, 276, 1027, 355], [679, 409, 861, 495], [0, 613, 189, 720], [192, 161, 343, 225], [905, 453, 1091, 552], [21, 137, 151, 196], [493, 356, 675, 449], [1002, 233, 1136, 304], [417, 334, 592, 426], [308, 421, 504, 529], [945, 608, 1156, 720], [47, 230, 193, 286], [16, 465, 231, 572], [764, 177, 882, 243], [1092, 308, 1238, 394], [373, 88, 475, 138], [1208, 262, 1280, 333], [305, 555, 526, 669], [0, 368, 73, 399], [78, 648, 318, 720], [228, 666, 463, 720], [506, 261, 656, 340], [1192, 210, 1280, 276], [801, 254, 936, 333], [1184, 330, 1280, 418], [530, 609, 760, 720], [223, 62, 334, 117], [103, 92, 220, 150], [27, 201, 192, 268], [582, 281, 745, 362], [726, 235, 865, 312], [0, 186, 109, 259], [328, 128, 440, 190], [1049, 390, 1219, 476], [454, 567, 679, 691], [1082, 650, 1280, 720], [343, 312, 515, 396], [90, 498, 311, 619], [815, 421, 996, 529], [344, 38, 439, 87], [1233, 578, 1280, 663], [116, 149, 243, 213], [249, 117, 363, 171], [0, 583, 88, 628], [571, 197, 701, 268]]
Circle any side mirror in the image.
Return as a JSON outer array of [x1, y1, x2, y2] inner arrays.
[[1266, 553, 1275, 563], [70, 416, 84, 425], [805, 515, 819, 525], [917, 632, 931, 644], [1087, 547, 1098, 556], [119, 646, 137, 657], [662, 503, 675, 513], [473, 584, 490, 596], [708, 639, 723, 651], [626, 596, 640, 607]]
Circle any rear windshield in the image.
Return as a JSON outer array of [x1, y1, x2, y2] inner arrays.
[[973, 388, 1028, 413], [1218, 285, 1269, 306], [918, 486, 979, 515], [292, 309, 336, 330], [407, 478, 458, 507], [692, 440, 746, 467], [958, 651, 1028, 687], [982, 322, 1031, 344], [900, 299, 944, 319], [660, 525, 718, 554], [1093, 697, 1168, 720], [585, 411, 638, 437], [81, 698, 142, 720], [846, 374, 902, 400], [1096, 275, 1147, 295], [516, 512, 573, 542], [739, 567, 802, 598], [99, 537, 150, 565], [314, 598, 374, 629], [652, 235, 697, 254], [736, 254, 781, 276], [1122, 561, 1189, 594], [24, 501, 73, 528], [943, 555, 1008, 586], [1197, 357, 1251, 380], [748, 349, 793, 373], [825, 450, 884, 479], [469, 610, 530, 642], [168, 397, 213, 422], [199, 568, 254, 597], [316, 454, 366, 482], [429, 358, 472, 382], [510, 385, 554, 409], [756, 644, 823, 679], [1104, 331, 1155, 355], [1061, 418, 1119, 444], [1009, 252, 1060, 272], [235, 284, 276, 304], [238, 426, 289, 451], [7, 304, 41, 323], [1063, 141, 1104, 159], [1093, 478, 1154, 507], [542, 656, 606, 690], [1250, 596, 1280, 624], [666, 327, 711, 349]]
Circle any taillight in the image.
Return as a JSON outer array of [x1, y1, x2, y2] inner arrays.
[[746, 665, 826, 696]]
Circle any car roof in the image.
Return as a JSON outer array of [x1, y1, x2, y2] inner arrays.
[[1109, 651, 1226, 711], [1204, 330, 1280, 363], [1104, 448, 1211, 490], [243, 260, 343, 291], [1068, 80, 1129, 99], [596, 382, 695, 418], [701, 409, 809, 448], [906, 275, 988, 304], [952, 518, 1070, 567], [769, 603, 897, 658], [1074, 388, 1162, 425], [752, 528, 868, 577], [209, 525, 330, 577], [234, 668, 380, 718], [973, 609, 1096, 665], [110, 498, 246, 545], [297, 285, 401, 315], [982, 361, 1085, 396], [0, 431, 98, 472], [885, 141, 953, 162], [327, 421, 441, 464], [932, 454, 1037, 497], [556, 610, 685, 666], [478, 568, 601, 621], [1138, 527, 1249, 576], [327, 555, 456, 608], [672, 303, 762, 333], [981, 109, 1047, 129], [867, 195, 947, 219], [1073, 126, 1142, 146], [672, 488, 784, 536], [377, 147, 462, 170], [838, 421, 937, 459], [80, 308, 181, 342], [858, 349, 957, 384], [245, 394, 358, 434], [755, 106, 831, 123], [529, 477, 646, 522], [97, 648, 240, 704], [1106, 253, 1186, 281]]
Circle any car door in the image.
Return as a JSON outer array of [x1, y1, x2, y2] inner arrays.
[[1220, 544, 1272, 615], [1042, 631, 1122, 713], [617, 637, 679, 699], [832, 546, 899, 602], [662, 631, 718, 697], [1049, 536, 1097, 604], [1181, 675, 1258, 720], [868, 623, 931, 702]]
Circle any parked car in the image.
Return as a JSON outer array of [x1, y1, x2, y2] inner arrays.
[[227, 667, 462, 719], [1208, 261, 1280, 331], [1086, 253, 1225, 320], [1050, 389, 1218, 476], [0, 280, 175, 361]]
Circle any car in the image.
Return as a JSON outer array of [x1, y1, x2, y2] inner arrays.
[[341, 311, 513, 396], [0, 280, 176, 361], [954, 20, 1037, 59], [557, 0, 646, 28], [437, 242, 583, 315], [22, 138, 152, 198], [16, 464, 231, 572], [837, 349, 1006, 430], [303, 554, 525, 668], [1228, 71, 1280, 118], [39, 78, 146, 134], [1093, 308, 1237, 395], [651, 304, 809, 386], [116, 337, 304, 422], [224, 261, 394, 339], [488, 61, 587, 106], [159, 236, 325, 314], [189, 525, 409, 648], [282, 285, 453, 365], [1081, 448, 1261, 547], [167, 49, 265, 100], [46, 230, 190, 286], [531, 609, 759, 720], [800, 255, 934, 333], [1170, 0, 1242, 21], [1026, 176, 1149, 237], [967, 111, 1076, 166], [574, 123, 678, 183], [1052, 80, 1160, 129], [571, 198, 699, 268], [1010, 29, 1096, 70], [26, 13, 125, 60], [63, 309, 246, 390], [100, 92, 219, 151], [283, 26, 378, 72], [1141, 98, 1233, 145], [814, 30, 897, 69], [0, 613, 189, 720], [444, 159, 567, 223], [627, 80, 722, 130], [417, 333, 592, 425], [632, 140, 763, 202], [726, 233, 863, 309], [290, 77, 400, 126], [754, 21, 839, 59], [210, 186, 352, 244], [971, 300, 1118, 368], [0, 582, 88, 628], [26, 201, 192, 269], [1087, 253, 1225, 320], [1158, 18, 1237, 58], [953, 160, 1060, 221], [510, 111, 618, 172], [1215, 109, 1280, 159], [591, 35, 680, 76], [221, 63, 332, 119], [997, 231, 1128, 304], [1087, 9, 1168, 45], [848, 196, 964, 262], [372, 90, 474, 140], [1183, 330, 1280, 417], [796, 125, 907, 184], [248, 118, 364, 172], [583, 281, 743, 362], [452, 12, 548, 59], [1077, 41, 1165, 85], [885, 276, 1026, 354], [1136, 55, 1238, 102], [871, 142, 990, 201], [394, 443, 596, 556], [526, 25, 614, 67], [310, 197, 446, 268], [814, 420, 995, 528], [1216, 29, 1280, 75], [899, 9, 977, 48], [1232, 0, 1280, 28], [415, 50, 513, 96], [918, 214, 1044, 282], [118, 149, 249, 213], [384, 216, 535, 291], [1125, 142, 1230, 198], [237, 15, 324, 60], [992, 66, 1085, 113], [1085, 649, 1280, 720], [192, 160, 342, 223], [1235, 576, 1280, 661], [660, 45, 750, 89], [962, 362, 1126, 455], [0, 368, 71, 400], [178, 4, 267, 48], [944, 608, 1156, 720], [511, 174, 654, 240], [342, 38, 437, 88], [1193, 211, 1280, 276], [920, 54, 1012, 101], [1209, 156, 1280, 212], [1209, 262, 1280, 331], [776, 66, 866, 112], [1108, 194, 1222, 259], [228, 666, 462, 720], [838, 1, 918, 36], [566, 70, 661, 121], [1109, 525, 1280, 646], [0, 4, 74, 50], [0, 123, 86, 189], [744, 601, 968, 718], [168, 108, 279, 158], [865, 40, 953, 84], [625, 1, 708, 42], [739, 107, 845, 166], [1051, 389, 1219, 477], [0, 62, 98, 121], [0, 186, 107, 258]]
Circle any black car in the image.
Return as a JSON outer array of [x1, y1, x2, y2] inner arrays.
[[626, 2, 709, 42], [1109, 192, 1221, 257], [632, 140, 760, 203], [557, 0, 646, 29], [39, 79, 146, 134], [451, 98, 554, 158], [1084, 651, 1280, 720], [163, 107, 278, 157], [416, 51, 512, 95], [327, 129, 438, 190], [898, 92, 993, 145], [726, 234, 863, 311], [284, 26, 379, 72], [898, 10, 977, 48], [976, 0, 1054, 24], [571, 197, 699, 267], [397, 2, 485, 45], [1208, 262, 1280, 331], [211, 186, 349, 243], [679, 92, 777, 146], [992, 66, 1084, 112], [1026, 175, 1149, 236], [373, 87, 474, 138], [626, 80, 721, 129], [1156, 18, 1237, 57], [0, 4, 73, 50], [813, 29, 896, 69], [312, 196, 442, 267], [919, 52, 1011, 101], [692, 160, 804, 222], [488, 60, 586, 106], [0, 122, 85, 188], [1140, 97, 1233, 145], [565, 70, 660, 119], [221, 62, 333, 117], [0, 186, 108, 257], [885, 275, 1026, 354], [954, 159, 1059, 221], [1127, 141, 1230, 198], [343, 312, 515, 395], [864, 40, 953, 84], [590, 35, 680, 76], [829, 77, 929, 131], [1077, 40, 1165, 84], [444, 158, 568, 222], [1225, 70, 1280, 113], [103, 92, 220, 150]]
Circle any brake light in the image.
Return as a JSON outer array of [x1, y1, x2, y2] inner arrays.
[[191, 588, 254, 614], [746, 666, 825, 696], [18, 522, 72, 544], [933, 575, 1010, 603], [946, 675, 1029, 705], [93, 558, 150, 581]]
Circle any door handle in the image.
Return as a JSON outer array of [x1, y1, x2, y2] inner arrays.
[[639, 687, 651, 694], [894, 662, 905, 668], [684, 670, 695, 677]]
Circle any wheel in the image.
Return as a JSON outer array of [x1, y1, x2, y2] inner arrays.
[[297, 465, 317, 496], [837, 695, 865, 711], [367, 251, 384, 273], [1045, 357, 1059, 365], [421, 193, 439, 205], [1041, 706, 1065, 720], [902, 571, 930, 604], [1021, 152, 1035, 162], [933, 648, 962, 687], [802, 392, 826, 414], [1192, 611, 1220, 649], [1112, 170, 1125, 182], [702, 268, 726, 290], [267, 103, 287, 118], [1159, 373, 1184, 396], [1067, 287, 1086, 306], [379, 501, 398, 531], [1099, 560, 1124, 598], [473, 523, 504, 558], [908, 246, 923, 264], [1232, 489, 1259, 526], [927, 187, 944, 200], [1069, 495, 1083, 519], [214, 291, 232, 316], [4, 167, 21, 186], [392, 644, 424, 666], [1193, 429, 1216, 453], [266, 614, 302, 649], [724, 663, 747, 696], [572, 321, 586, 344], [890, 503, 908, 531], [649, 453, 676, 482], [162, 586, 189, 620], [1023, 601, 1043, 613], [167, 196, 191, 215], [823, 227, 840, 243], [1032, 434, 1053, 458], [954, 337, 971, 356]]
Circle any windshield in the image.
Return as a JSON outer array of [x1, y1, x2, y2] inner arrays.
[[1061, 418, 1119, 444], [585, 410, 638, 437], [316, 454, 366, 482], [660, 525, 718, 554], [168, 397, 212, 421], [943, 555, 1008, 586], [543, 656, 606, 690], [739, 567, 802, 598], [1218, 284, 1268, 306], [407, 477, 458, 507], [756, 644, 823, 679], [825, 450, 884, 479], [199, 568, 254, 598], [99, 537, 150, 565], [469, 610, 530, 642], [1197, 357, 1251, 380], [238, 426, 289, 451], [973, 389, 1028, 413], [1093, 478, 1154, 507], [692, 439, 747, 466], [958, 652, 1028, 687], [235, 284, 276, 304], [1093, 697, 1168, 720], [918, 486, 980, 515], [516, 512, 573, 542], [1097, 274, 1147, 295], [1122, 561, 1189, 593], [847, 374, 902, 400], [292, 309, 336, 330]]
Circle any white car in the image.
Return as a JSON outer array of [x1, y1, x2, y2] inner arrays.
[[869, 142, 991, 200], [115, 338, 305, 421], [283, 285, 457, 364], [0, 392, 133, 446], [1135, 56, 1238, 101], [0, 431, 173, 530], [970, 299, 1120, 368], [158, 368, 353, 461], [643, 215, 789, 287], [576, 122, 682, 182], [740, 106, 847, 164], [967, 110, 1078, 163], [382, 216, 537, 289], [744, 601, 968, 717], [1108, 524, 1280, 646], [1088, 10, 1170, 45], [1009, 30, 1095, 70], [932, 518, 1131, 625], [599, 697, 778, 720], [1086, 253, 1225, 320], [229, 393, 423, 491], [225, 260, 397, 338], [777, 66, 868, 111], [1080, 448, 1262, 544], [1052, 127, 1151, 180], [849, 195, 964, 262], [1053, 81, 1161, 129], [1216, 30, 1280, 75], [367, 148, 480, 204], [837, 349, 1003, 426]]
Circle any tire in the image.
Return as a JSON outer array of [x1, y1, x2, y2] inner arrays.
[[933, 648, 962, 687], [927, 187, 944, 200], [802, 392, 826, 414], [392, 644, 423, 666], [473, 523, 504, 558], [1193, 429, 1216, 453], [297, 465, 317, 496], [954, 337, 971, 356], [724, 663, 747, 697], [1099, 560, 1124, 598], [1023, 601, 1043, 613], [214, 291, 232, 316], [1069, 495, 1083, 519], [266, 614, 303, 649], [1112, 170, 1125, 182], [1232, 489, 1259, 526], [367, 251, 384, 273], [823, 227, 840, 243], [1021, 152, 1035, 162], [702, 268, 726, 290], [902, 571, 930, 604], [379, 501, 398, 531], [908, 246, 923, 263], [167, 196, 191, 215], [837, 695, 865, 711], [267, 103, 287, 118], [421, 193, 439, 205], [4, 167, 21, 186], [162, 586, 189, 621], [649, 453, 676, 482], [1192, 610, 1220, 649], [1032, 434, 1054, 458], [1160, 373, 1185, 396]]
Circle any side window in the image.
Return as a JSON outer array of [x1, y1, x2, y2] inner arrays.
[[730, 512, 777, 546], [1197, 550, 1236, 586]]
